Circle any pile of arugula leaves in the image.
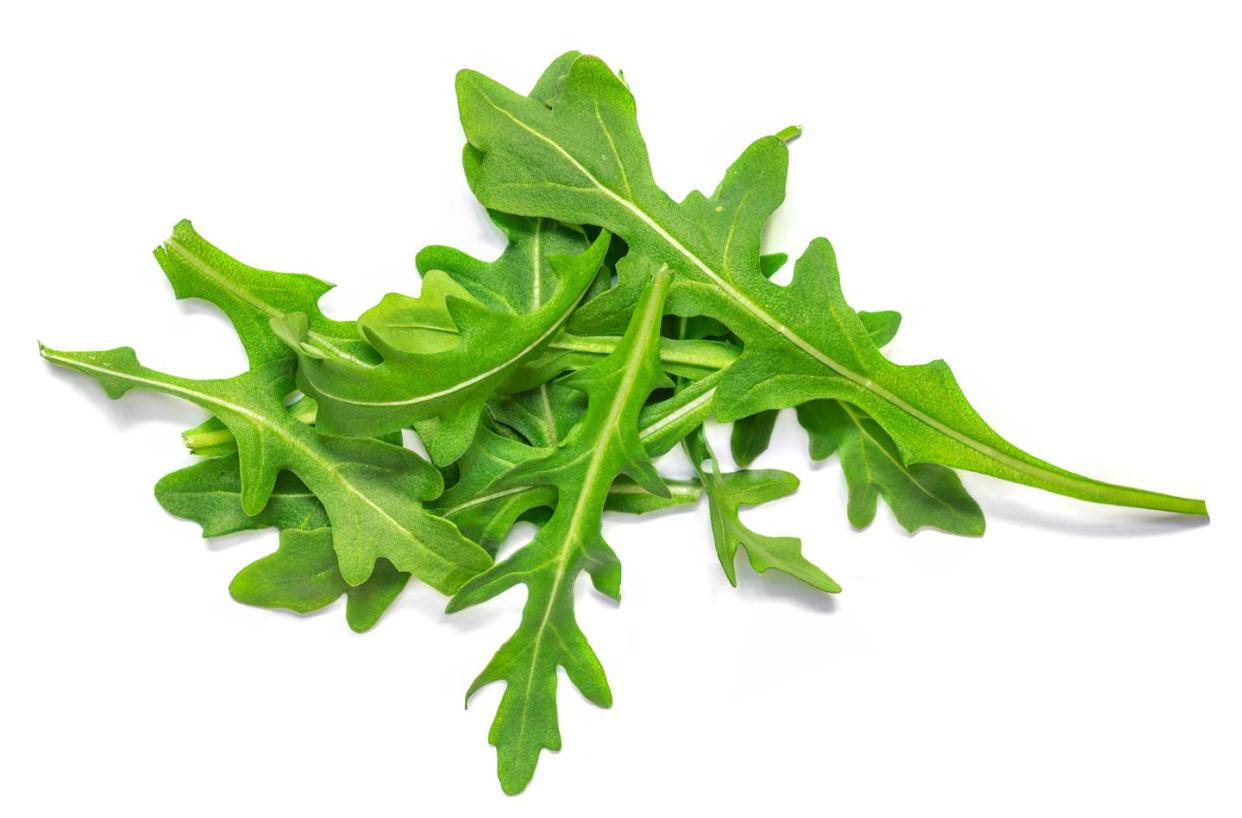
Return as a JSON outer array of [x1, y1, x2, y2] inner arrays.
[[42, 52, 1207, 794]]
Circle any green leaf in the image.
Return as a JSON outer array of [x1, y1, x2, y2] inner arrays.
[[687, 429, 838, 592], [445, 265, 674, 794], [155, 219, 375, 368], [41, 345, 491, 592], [456, 54, 1205, 516], [417, 211, 590, 316], [278, 228, 611, 464], [230, 528, 408, 632], [730, 410, 778, 468]]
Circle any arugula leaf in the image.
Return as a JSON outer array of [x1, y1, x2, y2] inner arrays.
[[155, 220, 375, 368], [40, 345, 491, 592], [230, 528, 408, 633], [687, 429, 838, 592], [445, 265, 674, 794], [418, 211, 590, 316], [278, 223, 611, 465], [455, 53, 1205, 515]]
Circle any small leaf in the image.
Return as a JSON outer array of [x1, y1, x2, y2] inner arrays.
[[688, 430, 838, 593], [730, 410, 778, 468]]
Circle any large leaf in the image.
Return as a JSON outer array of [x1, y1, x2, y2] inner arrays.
[[445, 265, 673, 794], [455, 53, 1204, 515], [41, 345, 491, 592]]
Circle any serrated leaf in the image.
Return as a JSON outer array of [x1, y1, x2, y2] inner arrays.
[[687, 429, 837, 592], [41, 345, 490, 592], [456, 53, 1204, 516], [155, 220, 375, 368], [432, 412, 701, 551], [445, 265, 673, 794], [433, 373, 721, 553]]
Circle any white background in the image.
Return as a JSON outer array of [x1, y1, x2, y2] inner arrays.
[[2, 2, 1239, 815]]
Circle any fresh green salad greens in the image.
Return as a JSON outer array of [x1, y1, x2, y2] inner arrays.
[[42, 52, 1207, 795]]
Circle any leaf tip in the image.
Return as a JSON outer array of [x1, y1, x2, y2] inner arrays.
[[775, 124, 803, 144]]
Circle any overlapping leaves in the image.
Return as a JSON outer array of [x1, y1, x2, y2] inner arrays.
[[40, 50, 1207, 799]]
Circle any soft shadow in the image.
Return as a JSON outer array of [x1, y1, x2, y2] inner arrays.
[[254, 599, 346, 626], [43, 364, 203, 430], [732, 565, 838, 614], [199, 527, 272, 553], [983, 494, 1210, 538], [395, 580, 514, 635]]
